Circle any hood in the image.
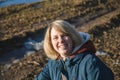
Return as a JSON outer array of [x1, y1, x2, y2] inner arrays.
[[70, 32, 96, 58], [72, 32, 90, 53]]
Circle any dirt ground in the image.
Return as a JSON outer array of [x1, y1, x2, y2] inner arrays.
[[0, 1, 120, 80], [1, 15, 120, 80]]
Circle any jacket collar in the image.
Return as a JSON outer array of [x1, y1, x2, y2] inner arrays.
[[69, 40, 96, 58]]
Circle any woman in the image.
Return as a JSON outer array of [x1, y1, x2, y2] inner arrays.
[[36, 20, 114, 80]]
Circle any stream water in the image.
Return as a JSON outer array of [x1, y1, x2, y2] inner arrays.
[[0, 0, 44, 7]]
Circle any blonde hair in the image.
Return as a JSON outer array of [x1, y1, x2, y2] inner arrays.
[[44, 20, 83, 60]]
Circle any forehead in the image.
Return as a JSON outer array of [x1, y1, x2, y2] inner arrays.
[[51, 27, 63, 35], [51, 25, 66, 33]]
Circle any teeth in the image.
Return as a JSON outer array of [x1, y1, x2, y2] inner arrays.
[[60, 46, 65, 48], [59, 45, 66, 48]]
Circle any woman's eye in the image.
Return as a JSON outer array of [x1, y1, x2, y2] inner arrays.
[[53, 37, 58, 40]]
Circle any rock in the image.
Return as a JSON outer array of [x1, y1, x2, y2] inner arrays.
[[25, 50, 36, 56], [95, 51, 108, 55], [12, 59, 20, 64]]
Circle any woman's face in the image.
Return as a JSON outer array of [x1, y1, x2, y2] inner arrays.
[[51, 27, 73, 58]]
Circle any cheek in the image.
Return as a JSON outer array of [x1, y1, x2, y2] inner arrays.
[[66, 37, 73, 44], [51, 40, 57, 48]]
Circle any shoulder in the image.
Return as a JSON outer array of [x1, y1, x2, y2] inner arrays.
[[83, 53, 99, 61], [83, 53, 110, 70], [41, 60, 58, 72], [81, 53, 102, 66], [80, 53, 103, 71], [81, 53, 114, 80]]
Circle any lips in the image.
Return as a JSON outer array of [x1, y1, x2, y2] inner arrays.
[[58, 44, 67, 49]]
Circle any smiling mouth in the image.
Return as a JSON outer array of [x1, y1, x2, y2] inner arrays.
[[59, 44, 69, 50]]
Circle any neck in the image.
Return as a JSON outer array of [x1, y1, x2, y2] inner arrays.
[[63, 57, 67, 61]]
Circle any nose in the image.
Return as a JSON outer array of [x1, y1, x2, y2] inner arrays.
[[58, 36, 64, 43]]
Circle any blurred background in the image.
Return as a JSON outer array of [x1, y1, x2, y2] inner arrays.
[[0, 0, 120, 80]]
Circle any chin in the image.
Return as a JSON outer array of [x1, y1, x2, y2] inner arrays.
[[61, 51, 69, 55]]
